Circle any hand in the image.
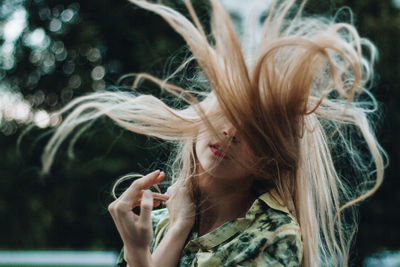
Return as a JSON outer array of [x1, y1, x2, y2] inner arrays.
[[108, 170, 169, 265], [165, 180, 196, 230]]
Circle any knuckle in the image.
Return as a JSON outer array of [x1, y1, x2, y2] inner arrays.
[[141, 205, 152, 212], [108, 201, 126, 214], [132, 179, 140, 188], [115, 203, 127, 213], [137, 224, 150, 232], [167, 184, 176, 193], [108, 202, 116, 213]]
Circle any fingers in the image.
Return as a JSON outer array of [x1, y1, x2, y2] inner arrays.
[[136, 170, 165, 190], [152, 192, 169, 202], [120, 170, 165, 203], [132, 191, 169, 207], [139, 190, 153, 226]]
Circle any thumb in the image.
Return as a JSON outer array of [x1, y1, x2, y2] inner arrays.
[[139, 190, 153, 226]]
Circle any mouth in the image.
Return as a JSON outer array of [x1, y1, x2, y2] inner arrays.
[[209, 144, 229, 159]]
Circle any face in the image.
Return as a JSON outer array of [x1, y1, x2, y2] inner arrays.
[[195, 118, 255, 180]]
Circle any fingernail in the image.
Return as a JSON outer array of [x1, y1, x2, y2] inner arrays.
[[152, 170, 160, 175]]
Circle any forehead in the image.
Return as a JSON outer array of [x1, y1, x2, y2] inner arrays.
[[198, 93, 244, 131]]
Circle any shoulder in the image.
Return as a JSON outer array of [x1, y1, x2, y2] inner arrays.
[[253, 198, 299, 233], [219, 191, 303, 266], [251, 191, 303, 265], [249, 190, 300, 232], [257, 225, 303, 267]]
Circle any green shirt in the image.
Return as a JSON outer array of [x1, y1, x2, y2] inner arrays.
[[118, 190, 303, 266]]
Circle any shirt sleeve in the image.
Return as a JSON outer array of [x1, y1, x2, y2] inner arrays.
[[117, 247, 126, 267], [256, 227, 303, 267], [235, 226, 303, 267]]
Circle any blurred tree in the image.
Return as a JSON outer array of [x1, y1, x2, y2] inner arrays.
[[0, 0, 186, 251], [332, 0, 400, 263]]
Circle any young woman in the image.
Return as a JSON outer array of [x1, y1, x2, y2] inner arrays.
[[42, 0, 386, 266]]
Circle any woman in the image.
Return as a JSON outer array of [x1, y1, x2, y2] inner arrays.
[[109, 102, 303, 266], [42, 0, 386, 266]]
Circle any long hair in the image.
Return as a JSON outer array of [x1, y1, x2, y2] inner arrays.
[[42, 0, 386, 266]]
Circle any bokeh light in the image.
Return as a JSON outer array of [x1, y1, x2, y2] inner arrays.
[[0, 88, 56, 132], [33, 110, 50, 128], [91, 66, 105, 81]]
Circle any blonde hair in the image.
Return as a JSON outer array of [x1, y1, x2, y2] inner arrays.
[[42, 0, 387, 266]]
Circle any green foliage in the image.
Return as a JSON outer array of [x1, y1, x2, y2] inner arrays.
[[0, 0, 399, 266]]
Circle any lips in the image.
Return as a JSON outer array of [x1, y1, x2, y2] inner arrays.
[[209, 144, 229, 159]]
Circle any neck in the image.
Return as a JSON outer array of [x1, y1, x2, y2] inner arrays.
[[196, 173, 256, 236]]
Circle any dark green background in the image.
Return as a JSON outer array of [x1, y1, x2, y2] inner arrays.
[[0, 0, 398, 266]]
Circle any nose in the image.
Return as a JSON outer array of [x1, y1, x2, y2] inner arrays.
[[223, 127, 237, 142]]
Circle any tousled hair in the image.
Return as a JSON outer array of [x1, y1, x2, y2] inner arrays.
[[42, 0, 386, 266]]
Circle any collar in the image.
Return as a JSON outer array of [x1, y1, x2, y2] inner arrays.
[[183, 189, 293, 251], [259, 189, 298, 223]]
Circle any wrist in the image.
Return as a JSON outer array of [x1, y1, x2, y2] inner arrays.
[[125, 246, 151, 267], [168, 220, 194, 235]]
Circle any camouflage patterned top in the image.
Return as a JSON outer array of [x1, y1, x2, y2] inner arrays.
[[118, 190, 303, 266]]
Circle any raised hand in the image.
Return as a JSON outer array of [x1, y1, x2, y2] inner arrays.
[[108, 170, 169, 266], [150, 179, 196, 267], [165, 180, 196, 230]]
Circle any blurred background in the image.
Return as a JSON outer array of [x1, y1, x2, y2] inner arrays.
[[0, 0, 398, 266]]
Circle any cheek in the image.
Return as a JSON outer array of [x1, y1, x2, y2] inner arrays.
[[194, 134, 254, 179], [195, 136, 209, 165], [241, 144, 255, 165], [195, 135, 204, 154], [195, 136, 225, 174], [226, 145, 255, 177]]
